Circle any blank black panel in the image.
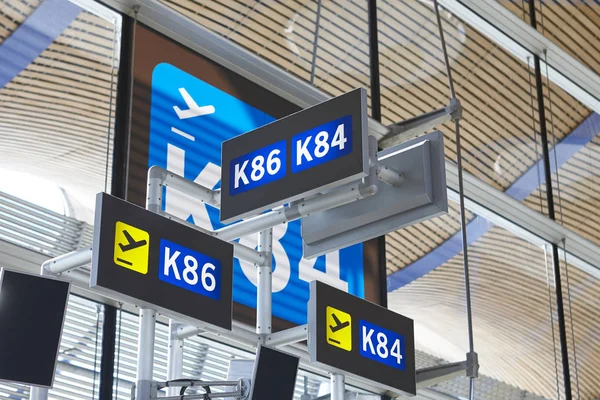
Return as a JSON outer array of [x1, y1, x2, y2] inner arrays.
[[0, 269, 70, 387], [250, 345, 299, 400]]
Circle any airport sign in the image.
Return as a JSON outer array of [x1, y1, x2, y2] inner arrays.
[[91, 193, 233, 330], [308, 280, 416, 396], [220, 88, 369, 223]]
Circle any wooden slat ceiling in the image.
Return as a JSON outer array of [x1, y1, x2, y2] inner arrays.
[[160, 0, 599, 255], [390, 225, 600, 399], [0, 6, 118, 218], [503, 0, 600, 77], [524, 134, 600, 246], [0, 0, 40, 44]]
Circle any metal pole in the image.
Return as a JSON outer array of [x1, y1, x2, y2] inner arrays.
[[41, 246, 92, 274], [330, 373, 345, 400], [432, 2, 475, 399], [135, 308, 156, 400], [257, 228, 273, 336], [310, 0, 322, 84], [99, 305, 117, 400], [368, 0, 381, 122], [527, 1, 572, 397], [29, 387, 48, 400], [215, 181, 377, 241], [167, 321, 184, 396]]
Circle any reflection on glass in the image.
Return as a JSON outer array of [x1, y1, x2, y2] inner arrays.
[[390, 220, 564, 399], [502, 1, 600, 77]]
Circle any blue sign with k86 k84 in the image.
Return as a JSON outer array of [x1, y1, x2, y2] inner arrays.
[[230, 140, 286, 196], [359, 320, 406, 371], [148, 62, 364, 325], [159, 239, 221, 300], [292, 115, 352, 173]]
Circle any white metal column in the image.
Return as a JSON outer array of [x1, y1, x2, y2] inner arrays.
[[166, 321, 184, 396], [135, 308, 156, 400], [256, 228, 273, 336], [330, 373, 345, 400]]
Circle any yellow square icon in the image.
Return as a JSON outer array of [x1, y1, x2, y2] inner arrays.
[[114, 221, 150, 274], [326, 306, 352, 351]]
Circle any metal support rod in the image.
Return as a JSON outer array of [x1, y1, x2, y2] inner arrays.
[[264, 324, 308, 347], [135, 308, 156, 400], [216, 181, 378, 242], [41, 246, 92, 274], [416, 360, 468, 389], [379, 100, 461, 149], [257, 228, 273, 336], [157, 210, 265, 266], [176, 325, 204, 340], [310, 0, 322, 84], [29, 387, 48, 400], [376, 164, 403, 187], [148, 166, 220, 208], [167, 321, 184, 396], [157, 392, 243, 400], [160, 380, 240, 389], [528, 1, 572, 397], [330, 373, 345, 400], [432, 2, 475, 399], [368, 0, 381, 122]]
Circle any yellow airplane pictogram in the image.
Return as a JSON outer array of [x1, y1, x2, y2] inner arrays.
[[114, 221, 150, 274], [326, 306, 352, 351]]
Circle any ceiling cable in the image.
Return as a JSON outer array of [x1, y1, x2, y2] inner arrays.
[[539, 0, 581, 393], [432, 1, 475, 399]]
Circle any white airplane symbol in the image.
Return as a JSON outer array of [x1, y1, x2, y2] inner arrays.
[[173, 87, 215, 120]]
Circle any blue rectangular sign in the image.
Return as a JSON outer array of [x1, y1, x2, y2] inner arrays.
[[359, 320, 406, 371], [229, 140, 286, 196], [158, 239, 222, 300], [292, 115, 353, 173], [148, 62, 364, 325]]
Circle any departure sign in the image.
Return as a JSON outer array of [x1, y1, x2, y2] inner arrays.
[[308, 281, 416, 396], [91, 193, 233, 330], [220, 88, 368, 223]]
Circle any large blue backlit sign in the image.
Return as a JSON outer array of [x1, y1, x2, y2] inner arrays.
[[148, 62, 364, 324]]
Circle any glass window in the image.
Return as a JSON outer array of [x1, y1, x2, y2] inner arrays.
[[157, 0, 373, 106], [559, 256, 600, 398], [390, 221, 565, 399], [0, 3, 120, 225], [503, 1, 600, 78]]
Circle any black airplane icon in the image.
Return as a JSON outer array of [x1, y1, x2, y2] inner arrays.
[[329, 313, 350, 333], [118, 230, 147, 252]]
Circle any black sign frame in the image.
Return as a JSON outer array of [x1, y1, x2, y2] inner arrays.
[[308, 280, 416, 396], [220, 88, 369, 223], [91, 193, 233, 331]]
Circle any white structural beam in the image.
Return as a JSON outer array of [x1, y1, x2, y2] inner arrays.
[[438, 0, 600, 114], [98, 0, 600, 273], [446, 162, 600, 280]]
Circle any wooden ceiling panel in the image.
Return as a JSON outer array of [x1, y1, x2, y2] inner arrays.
[[388, 225, 600, 399], [0, 0, 40, 43], [0, 9, 118, 209], [504, 0, 600, 77]]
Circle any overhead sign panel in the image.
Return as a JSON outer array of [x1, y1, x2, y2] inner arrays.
[[302, 130, 447, 258], [308, 281, 416, 396], [220, 88, 369, 223], [91, 193, 233, 331]]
